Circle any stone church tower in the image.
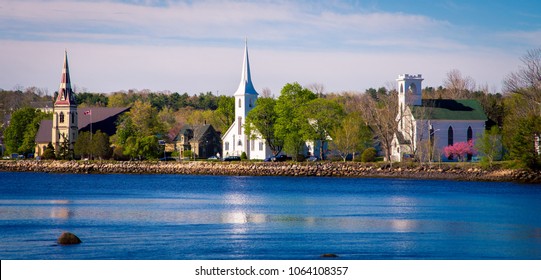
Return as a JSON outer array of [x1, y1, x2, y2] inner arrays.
[[52, 51, 78, 153]]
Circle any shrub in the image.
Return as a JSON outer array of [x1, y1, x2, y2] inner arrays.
[[183, 150, 193, 158], [361, 148, 377, 162], [241, 152, 247, 160]]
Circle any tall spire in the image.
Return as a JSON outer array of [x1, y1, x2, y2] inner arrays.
[[55, 50, 75, 105], [234, 39, 258, 96]]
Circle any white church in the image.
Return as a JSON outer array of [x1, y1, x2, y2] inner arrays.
[[391, 74, 487, 162], [221, 41, 273, 160]]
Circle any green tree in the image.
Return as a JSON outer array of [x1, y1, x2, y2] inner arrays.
[[245, 97, 283, 155], [509, 115, 541, 169], [361, 147, 377, 162], [4, 107, 50, 155], [476, 126, 503, 168], [216, 95, 235, 130], [331, 112, 372, 161], [138, 135, 160, 160], [92, 130, 112, 160], [301, 98, 345, 159], [123, 136, 139, 160], [56, 134, 72, 159], [42, 142, 56, 160], [74, 131, 92, 158], [275, 83, 317, 160]]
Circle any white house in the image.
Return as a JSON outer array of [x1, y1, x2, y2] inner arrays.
[[221, 41, 273, 160], [391, 74, 487, 162]]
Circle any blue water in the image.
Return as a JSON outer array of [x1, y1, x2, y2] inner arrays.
[[0, 172, 540, 260]]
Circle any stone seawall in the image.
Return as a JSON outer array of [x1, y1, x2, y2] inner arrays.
[[1, 160, 540, 183]]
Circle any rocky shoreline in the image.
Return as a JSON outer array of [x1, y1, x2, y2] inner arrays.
[[1, 160, 540, 183]]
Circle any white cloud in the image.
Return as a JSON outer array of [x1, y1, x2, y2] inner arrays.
[[0, 0, 531, 95]]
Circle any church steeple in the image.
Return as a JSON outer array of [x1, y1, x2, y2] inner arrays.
[[234, 39, 258, 96], [52, 50, 78, 156], [55, 50, 76, 106]]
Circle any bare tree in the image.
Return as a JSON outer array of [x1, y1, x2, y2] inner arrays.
[[443, 69, 476, 99], [503, 48, 541, 115], [359, 92, 397, 162], [260, 87, 273, 98], [307, 83, 325, 97]]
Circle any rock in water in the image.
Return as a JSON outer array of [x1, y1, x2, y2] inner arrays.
[[57, 232, 82, 245]]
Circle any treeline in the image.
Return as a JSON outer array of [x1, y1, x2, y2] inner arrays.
[[2, 48, 540, 168]]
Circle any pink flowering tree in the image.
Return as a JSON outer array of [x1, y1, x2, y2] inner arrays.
[[443, 140, 477, 161]]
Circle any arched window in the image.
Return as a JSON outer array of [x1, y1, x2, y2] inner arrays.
[[59, 112, 65, 123], [467, 126, 473, 142], [238, 98, 241, 108], [238, 140, 242, 146], [448, 126, 454, 146], [400, 84, 404, 93]]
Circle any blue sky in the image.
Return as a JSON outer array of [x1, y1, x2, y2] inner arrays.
[[1, 0, 540, 95]]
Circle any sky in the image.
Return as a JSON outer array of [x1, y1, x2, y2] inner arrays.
[[1, 0, 540, 96]]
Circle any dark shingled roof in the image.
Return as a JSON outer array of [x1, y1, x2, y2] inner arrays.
[[410, 99, 487, 121], [35, 120, 53, 143], [35, 107, 129, 143]]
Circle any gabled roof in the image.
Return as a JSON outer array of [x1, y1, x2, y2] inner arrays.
[[35, 120, 53, 143], [410, 99, 487, 121], [35, 107, 129, 143], [234, 39, 258, 96], [78, 107, 130, 130]]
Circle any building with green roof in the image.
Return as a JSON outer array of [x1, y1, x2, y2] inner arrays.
[[391, 74, 487, 162]]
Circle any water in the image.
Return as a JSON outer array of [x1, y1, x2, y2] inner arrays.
[[0, 172, 540, 260]]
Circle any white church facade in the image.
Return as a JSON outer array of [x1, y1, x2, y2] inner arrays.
[[221, 41, 273, 160], [391, 74, 487, 162]]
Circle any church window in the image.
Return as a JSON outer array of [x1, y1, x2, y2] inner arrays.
[[448, 126, 454, 146], [251, 140, 255, 151], [71, 112, 74, 123], [467, 126, 473, 142], [238, 117, 242, 135], [239, 98, 241, 108], [259, 141, 263, 151], [238, 140, 242, 146], [59, 112, 65, 123], [225, 142, 229, 151], [400, 84, 403, 93], [249, 98, 252, 108]]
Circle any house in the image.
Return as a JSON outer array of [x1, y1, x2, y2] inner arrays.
[[34, 51, 129, 156], [170, 124, 221, 159], [221, 40, 273, 160], [391, 74, 487, 162]]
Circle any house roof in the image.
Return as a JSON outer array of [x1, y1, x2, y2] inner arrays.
[[35, 107, 129, 144], [77, 107, 129, 130], [410, 99, 487, 121], [35, 120, 53, 143]]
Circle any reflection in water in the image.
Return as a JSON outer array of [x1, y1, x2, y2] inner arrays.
[[391, 219, 418, 232], [50, 207, 72, 219]]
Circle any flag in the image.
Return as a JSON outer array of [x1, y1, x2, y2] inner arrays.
[[84, 110, 91, 116]]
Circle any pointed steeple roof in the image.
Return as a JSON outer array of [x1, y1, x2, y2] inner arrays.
[[234, 39, 258, 96], [55, 51, 76, 106]]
